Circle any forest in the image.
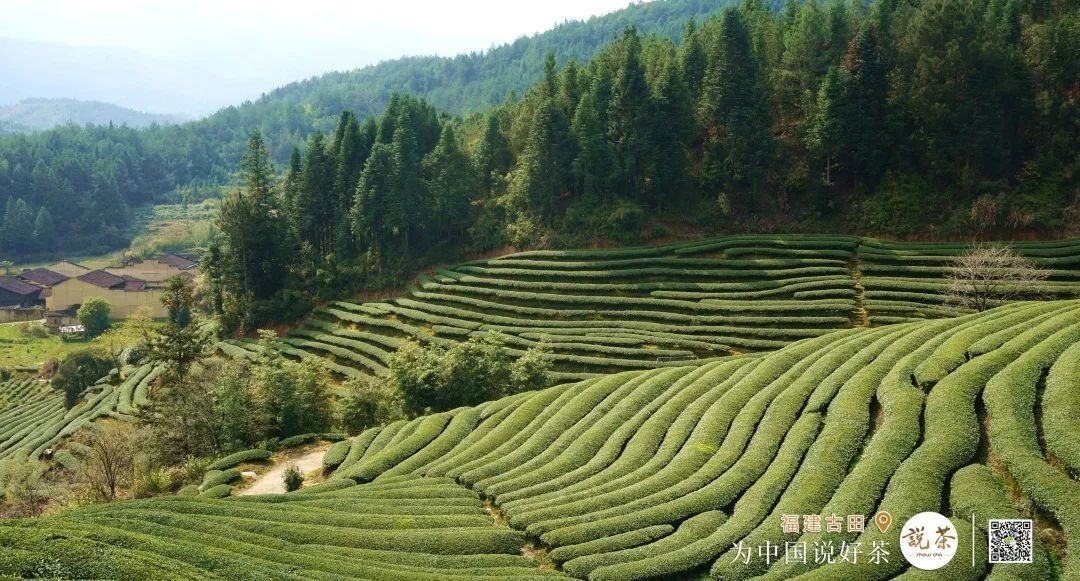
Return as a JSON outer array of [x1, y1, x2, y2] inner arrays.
[[0, 0, 726, 260], [1, 0, 1077, 269], [201, 0, 1079, 328]]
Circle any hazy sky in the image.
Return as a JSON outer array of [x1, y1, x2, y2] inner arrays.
[[1, 0, 636, 86]]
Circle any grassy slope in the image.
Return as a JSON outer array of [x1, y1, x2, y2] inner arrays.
[[0, 324, 83, 370]]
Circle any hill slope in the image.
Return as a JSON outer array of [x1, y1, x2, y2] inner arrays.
[[218, 236, 1080, 382], [4, 301, 1077, 579], [0, 98, 186, 134]]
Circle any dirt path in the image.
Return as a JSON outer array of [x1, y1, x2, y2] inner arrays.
[[239, 447, 327, 496]]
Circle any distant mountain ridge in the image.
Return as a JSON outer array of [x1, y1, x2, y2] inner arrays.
[[174, 0, 733, 165], [0, 98, 187, 134], [0, 37, 257, 116]]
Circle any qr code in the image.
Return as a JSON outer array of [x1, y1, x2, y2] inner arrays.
[[988, 519, 1033, 563]]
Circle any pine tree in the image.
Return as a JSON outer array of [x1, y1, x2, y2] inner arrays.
[[843, 25, 888, 189], [387, 105, 429, 257], [217, 132, 291, 308], [700, 8, 774, 211], [473, 113, 513, 195], [509, 98, 577, 221], [647, 54, 693, 212], [3, 198, 34, 254], [32, 207, 54, 250], [297, 132, 334, 257], [607, 27, 651, 200], [679, 20, 706, 104], [351, 143, 396, 260], [424, 124, 478, 242], [572, 81, 614, 202], [559, 60, 583, 116], [542, 52, 559, 99], [807, 66, 849, 186], [281, 147, 303, 238]]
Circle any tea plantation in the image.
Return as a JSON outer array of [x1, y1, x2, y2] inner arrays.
[[220, 236, 1080, 381], [0, 364, 159, 463], [2, 301, 1077, 580]]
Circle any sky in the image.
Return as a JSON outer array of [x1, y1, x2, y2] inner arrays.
[[1, 0, 636, 87]]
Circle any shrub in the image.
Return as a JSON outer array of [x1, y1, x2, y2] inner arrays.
[[206, 449, 271, 471], [51, 350, 112, 409], [200, 468, 241, 490], [282, 464, 304, 492], [197, 483, 232, 498], [77, 297, 112, 338], [133, 468, 174, 498], [322, 440, 351, 472], [388, 334, 551, 416], [338, 375, 404, 434]]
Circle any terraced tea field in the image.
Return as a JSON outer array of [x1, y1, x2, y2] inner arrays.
[[220, 236, 1080, 381], [6, 301, 1077, 580], [0, 363, 159, 462]]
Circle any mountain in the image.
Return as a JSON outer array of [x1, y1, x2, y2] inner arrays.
[[0, 98, 187, 134], [143, 0, 733, 168], [0, 38, 260, 116]]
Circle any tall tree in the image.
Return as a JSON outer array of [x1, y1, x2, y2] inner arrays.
[[842, 25, 888, 189], [473, 113, 513, 195], [572, 80, 614, 202], [807, 66, 849, 187], [424, 124, 478, 243], [679, 20, 706, 104], [700, 8, 774, 211], [647, 53, 694, 211], [216, 132, 292, 313], [509, 98, 577, 222], [607, 27, 652, 200]]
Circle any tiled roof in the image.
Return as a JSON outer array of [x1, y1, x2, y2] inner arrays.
[[77, 269, 128, 289], [158, 254, 198, 270], [121, 276, 146, 292], [18, 268, 68, 287], [0, 276, 41, 296]]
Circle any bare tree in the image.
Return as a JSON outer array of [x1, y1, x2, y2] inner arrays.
[[946, 244, 1049, 312], [77, 421, 138, 502]]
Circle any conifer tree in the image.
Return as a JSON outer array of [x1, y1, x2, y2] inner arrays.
[[648, 54, 693, 211], [474, 113, 513, 195], [700, 8, 773, 211], [679, 20, 706, 104], [510, 98, 577, 221], [425, 124, 478, 242], [607, 27, 651, 200], [572, 82, 614, 202], [842, 25, 888, 189]]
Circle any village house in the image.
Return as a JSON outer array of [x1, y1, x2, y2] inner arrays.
[[105, 253, 198, 283], [46, 269, 168, 318], [0, 276, 41, 307], [22, 254, 200, 321], [0, 276, 44, 323]]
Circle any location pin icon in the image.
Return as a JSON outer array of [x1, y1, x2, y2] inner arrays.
[[875, 511, 893, 534]]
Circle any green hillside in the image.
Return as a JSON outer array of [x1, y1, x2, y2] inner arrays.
[[3, 301, 1076, 579], [217, 236, 1080, 382]]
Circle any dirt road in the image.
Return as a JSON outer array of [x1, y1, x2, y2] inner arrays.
[[239, 447, 327, 495]]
